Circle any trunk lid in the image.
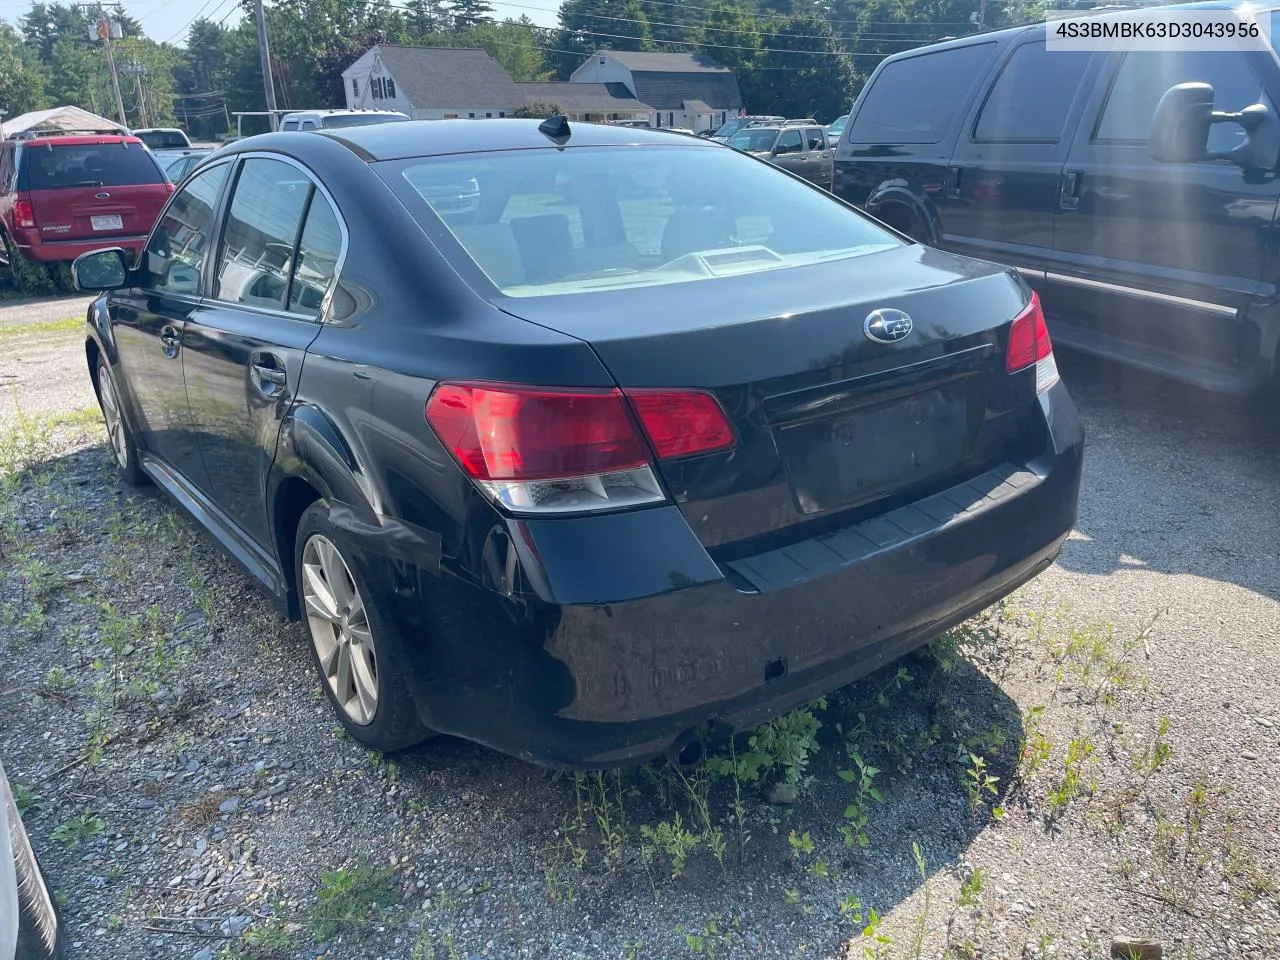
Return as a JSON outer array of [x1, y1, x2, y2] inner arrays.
[[18, 140, 171, 242], [496, 244, 1042, 553]]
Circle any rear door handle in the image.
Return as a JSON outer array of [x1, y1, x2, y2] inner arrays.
[[160, 324, 181, 359], [946, 167, 962, 200], [1060, 171, 1082, 210], [250, 354, 288, 397]]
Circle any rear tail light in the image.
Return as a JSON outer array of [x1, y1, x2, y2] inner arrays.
[[13, 200, 35, 229], [1005, 292, 1059, 394], [425, 382, 735, 514]]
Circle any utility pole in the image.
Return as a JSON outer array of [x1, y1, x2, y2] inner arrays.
[[130, 63, 149, 128], [79, 4, 127, 126], [254, 0, 279, 130], [978, 0, 987, 29]]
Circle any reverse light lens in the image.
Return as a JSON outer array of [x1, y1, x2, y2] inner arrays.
[[14, 200, 35, 229], [1005, 292, 1059, 394]]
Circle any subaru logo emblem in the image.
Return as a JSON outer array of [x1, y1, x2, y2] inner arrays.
[[863, 308, 913, 344], [95, 192, 110, 200]]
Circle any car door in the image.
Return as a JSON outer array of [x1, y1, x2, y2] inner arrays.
[[804, 126, 833, 189], [107, 160, 232, 490], [833, 39, 1000, 240], [942, 38, 1096, 283], [1049, 46, 1280, 386], [181, 154, 342, 552], [772, 129, 806, 177]]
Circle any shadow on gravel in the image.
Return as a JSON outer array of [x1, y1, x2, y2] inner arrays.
[[1054, 351, 1280, 602], [6, 436, 1029, 956]]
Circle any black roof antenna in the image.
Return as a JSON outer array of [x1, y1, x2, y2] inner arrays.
[[538, 115, 571, 147]]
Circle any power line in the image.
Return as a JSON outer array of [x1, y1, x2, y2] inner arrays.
[[161, 0, 231, 45]]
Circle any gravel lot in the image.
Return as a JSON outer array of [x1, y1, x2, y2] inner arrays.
[[0, 295, 1276, 960]]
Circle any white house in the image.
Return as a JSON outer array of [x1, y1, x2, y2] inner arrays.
[[341, 46, 523, 120], [569, 51, 744, 132]]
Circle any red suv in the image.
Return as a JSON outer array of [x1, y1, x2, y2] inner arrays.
[[0, 134, 173, 291]]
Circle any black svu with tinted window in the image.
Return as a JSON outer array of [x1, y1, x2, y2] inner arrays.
[[833, 1, 1280, 395], [77, 121, 1083, 769]]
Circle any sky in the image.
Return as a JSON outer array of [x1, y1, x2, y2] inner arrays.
[[0, 0, 563, 47]]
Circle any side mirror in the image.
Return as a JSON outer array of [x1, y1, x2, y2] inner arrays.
[[1151, 81, 1280, 171], [72, 248, 129, 292]]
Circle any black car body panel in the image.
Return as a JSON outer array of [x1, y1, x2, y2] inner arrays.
[[82, 119, 1084, 768], [832, 1, 1280, 394]]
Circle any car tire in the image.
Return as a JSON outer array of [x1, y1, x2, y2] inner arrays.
[[95, 358, 146, 486], [4, 779, 64, 960], [1, 231, 39, 297], [295, 501, 433, 752]]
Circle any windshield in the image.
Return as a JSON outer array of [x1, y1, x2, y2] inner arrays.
[[828, 116, 848, 135], [20, 144, 165, 189], [728, 129, 780, 152], [320, 113, 408, 129], [382, 145, 899, 298], [712, 118, 749, 138], [136, 130, 188, 149]]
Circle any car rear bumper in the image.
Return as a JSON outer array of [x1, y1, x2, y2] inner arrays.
[[364, 381, 1083, 769], [13, 234, 147, 264]]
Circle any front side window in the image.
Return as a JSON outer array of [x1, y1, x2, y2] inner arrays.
[[214, 158, 310, 309], [143, 163, 230, 296], [975, 43, 1092, 141], [778, 130, 804, 154], [729, 129, 779, 152], [289, 194, 342, 316], [383, 145, 900, 298], [1096, 49, 1265, 153], [849, 42, 995, 144]]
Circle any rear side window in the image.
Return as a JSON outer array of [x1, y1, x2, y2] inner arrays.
[[1096, 50, 1265, 152], [288, 194, 342, 316], [850, 43, 995, 144], [805, 128, 826, 150], [215, 158, 311, 309], [20, 144, 164, 190], [975, 43, 1092, 141]]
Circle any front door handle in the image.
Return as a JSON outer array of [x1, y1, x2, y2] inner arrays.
[[160, 324, 181, 359], [1060, 171, 1082, 210], [249, 355, 288, 398]]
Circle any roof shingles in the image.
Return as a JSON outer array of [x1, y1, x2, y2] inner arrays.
[[365, 46, 522, 110]]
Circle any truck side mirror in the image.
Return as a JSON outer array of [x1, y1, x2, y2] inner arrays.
[[1150, 82, 1214, 163], [1151, 81, 1280, 172]]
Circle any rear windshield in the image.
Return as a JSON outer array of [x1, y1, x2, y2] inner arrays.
[[380, 145, 899, 298], [136, 130, 189, 149], [729, 129, 780, 151], [713, 118, 750, 138], [320, 114, 407, 129], [20, 144, 165, 190]]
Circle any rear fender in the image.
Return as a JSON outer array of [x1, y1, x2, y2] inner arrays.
[[269, 403, 443, 618], [864, 183, 940, 246]]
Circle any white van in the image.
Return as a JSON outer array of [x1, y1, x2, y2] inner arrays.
[[279, 110, 409, 132]]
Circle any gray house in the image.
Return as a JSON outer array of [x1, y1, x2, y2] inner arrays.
[[341, 46, 523, 120], [569, 51, 744, 132], [515, 82, 653, 124]]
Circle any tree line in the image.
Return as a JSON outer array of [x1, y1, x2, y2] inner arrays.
[[1, 0, 1049, 139]]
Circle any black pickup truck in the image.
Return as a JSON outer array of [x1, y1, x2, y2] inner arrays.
[[833, 1, 1280, 394]]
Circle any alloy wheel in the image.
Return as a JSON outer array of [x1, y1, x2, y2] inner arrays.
[[301, 534, 378, 725], [98, 368, 128, 468]]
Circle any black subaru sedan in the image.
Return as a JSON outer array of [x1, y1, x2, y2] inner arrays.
[[73, 119, 1083, 769]]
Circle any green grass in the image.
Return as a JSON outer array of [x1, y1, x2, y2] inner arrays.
[[307, 866, 398, 940], [0, 317, 81, 337]]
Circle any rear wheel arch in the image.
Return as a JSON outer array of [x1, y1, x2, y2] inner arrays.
[[866, 189, 938, 245], [272, 474, 325, 620]]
